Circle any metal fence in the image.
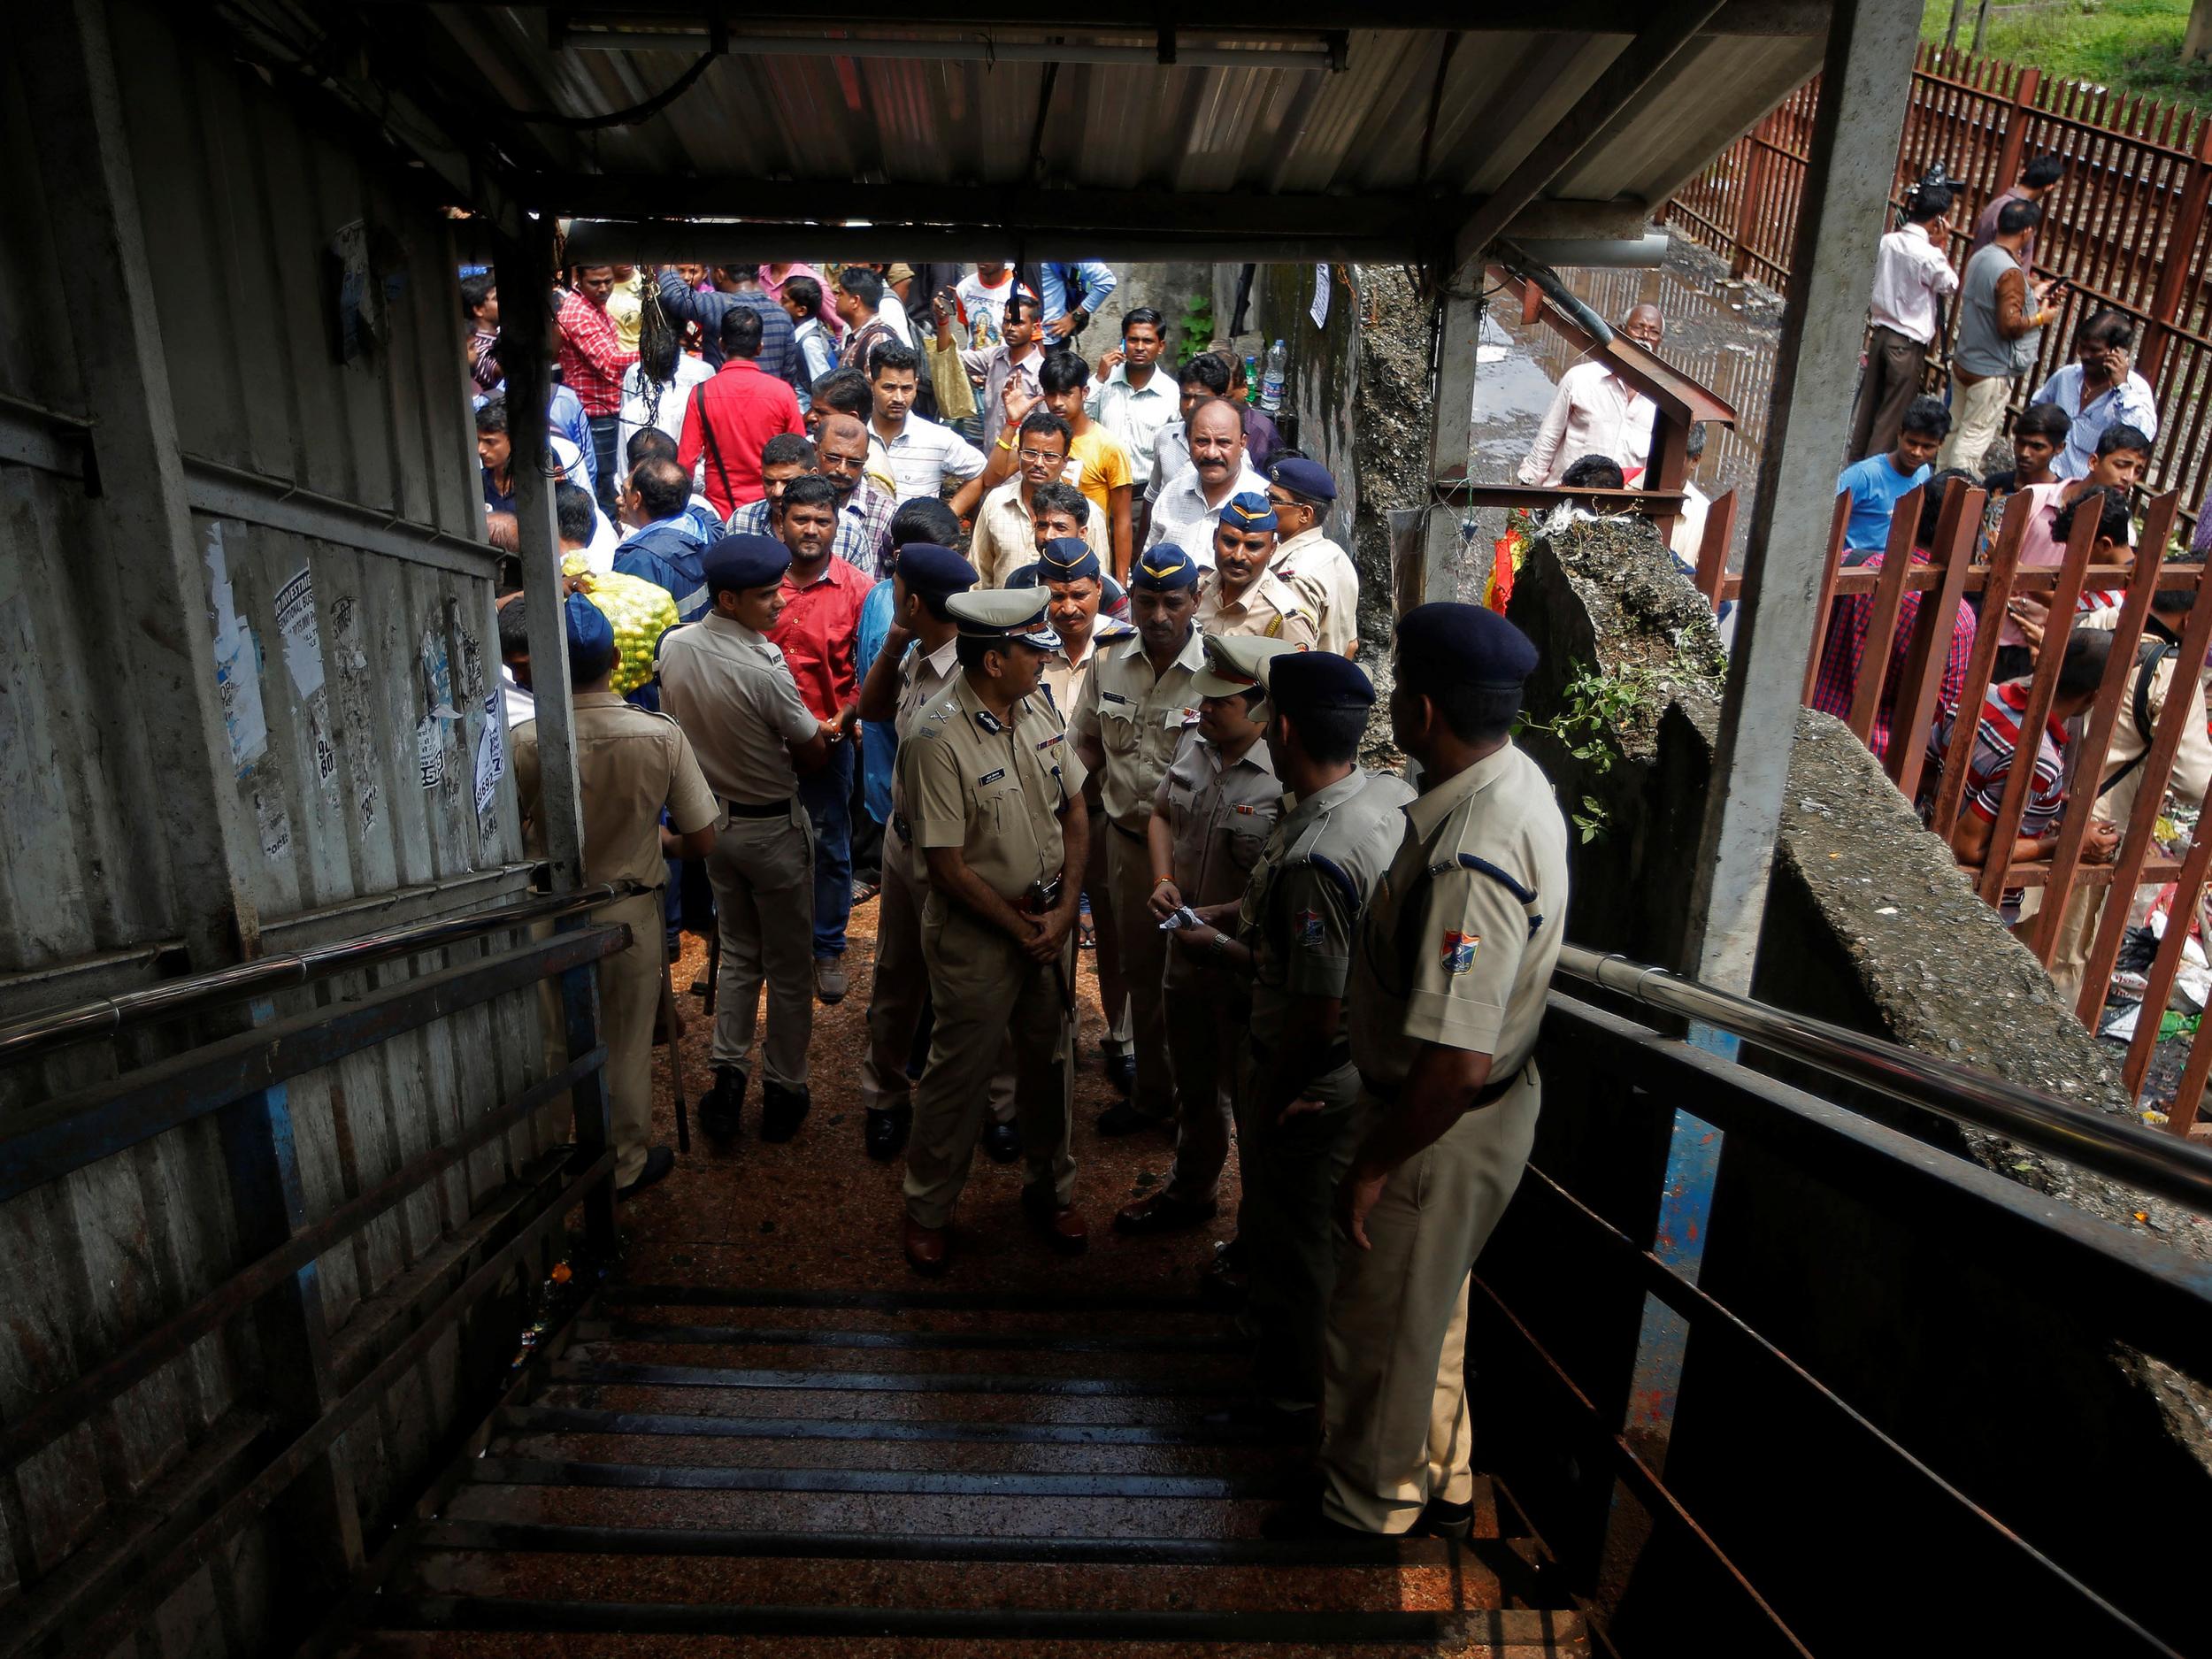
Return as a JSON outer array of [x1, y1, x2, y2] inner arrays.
[[1695, 483, 2212, 1136], [1666, 45, 2212, 539]]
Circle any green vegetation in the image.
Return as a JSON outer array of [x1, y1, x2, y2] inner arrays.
[[1921, 0, 2212, 112], [1520, 663, 1674, 843]]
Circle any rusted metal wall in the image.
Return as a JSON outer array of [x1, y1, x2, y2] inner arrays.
[[0, 3, 565, 1648]]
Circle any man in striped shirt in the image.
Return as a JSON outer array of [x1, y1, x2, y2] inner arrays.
[[1920, 631, 2117, 926]]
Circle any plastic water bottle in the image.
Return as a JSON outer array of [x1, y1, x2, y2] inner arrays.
[[1258, 339, 1286, 413]]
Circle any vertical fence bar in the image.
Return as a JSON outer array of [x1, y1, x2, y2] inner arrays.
[[557, 941, 620, 1257], [1886, 481, 1983, 800], [1800, 493, 1855, 704], [1992, 66, 2043, 201], [1694, 488, 1738, 611], [1928, 492, 2032, 839], [1732, 128, 1773, 280], [2120, 791, 2212, 1098], [2141, 123, 2212, 385], [1843, 484, 1929, 741], [2024, 498, 2172, 963], [1974, 505, 2098, 908]]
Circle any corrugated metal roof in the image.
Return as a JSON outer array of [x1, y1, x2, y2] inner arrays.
[[245, 4, 1826, 261]]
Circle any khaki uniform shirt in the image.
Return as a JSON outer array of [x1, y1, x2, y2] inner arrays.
[[1272, 527, 1361, 657], [905, 672, 1088, 904], [1348, 741, 1568, 1090], [1069, 627, 1208, 833], [1239, 768, 1416, 1104], [657, 613, 819, 805], [1041, 618, 1134, 718], [2097, 643, 2212, 830], [886, 634, 962, 878], [970, 476, 1111, 589], [1195, 568, 1318, 648], [512, 693, 718, 888], [1156, 730, 1279, 989]]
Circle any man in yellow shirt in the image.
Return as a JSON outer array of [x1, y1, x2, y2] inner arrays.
[[1041, 349, 1133, 581]]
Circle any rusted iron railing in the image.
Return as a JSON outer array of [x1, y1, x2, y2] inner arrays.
[[1696, 484, 2212, 1136], [1667, 44, 2212, 541]]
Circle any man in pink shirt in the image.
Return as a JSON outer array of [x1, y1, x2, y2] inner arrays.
[[768, 474, 873, 1003], [679, 307, 806, 518]]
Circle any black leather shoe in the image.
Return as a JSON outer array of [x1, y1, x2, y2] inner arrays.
[[1417, 1495, 1476, 1540], [618, 1145, 676, 1200], [865, 1105, 912, 1162], [984, 1119, 1023, 1163], [1261, 1502, 1379, 1542], [759, 1080, 811, 1142], [1114, 1191, 1218, 1234], [699, 1066, 747, 1139], [1103, 1051, 1137, 1095], [1095, 1100, 1170, 1137]]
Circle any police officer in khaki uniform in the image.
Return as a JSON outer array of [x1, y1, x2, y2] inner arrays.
[[1195, 650, 1414, 1417], [901, 588, 1091, 1274], [854, 541, 980, 1160], [513, 594, 720, 1197], [1069, 543, 1207, 1135], [1264, 458, 1363, 658], [657, 534, 830, 1142], [1291, 603, 1566, 1540], [1196, 493, 1318, 648], [1116, 634, 1293, 1235], [1028, 538, 1138, 1094]]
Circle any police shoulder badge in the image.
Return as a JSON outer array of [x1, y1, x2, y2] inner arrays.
[[1440, 931, 1479, 974], [1294, 909, 1326, 948]]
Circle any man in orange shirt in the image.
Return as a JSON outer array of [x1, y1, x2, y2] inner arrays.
[[1040, 350, 1133, 580]]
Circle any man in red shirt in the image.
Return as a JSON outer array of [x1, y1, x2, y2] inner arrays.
[[770, 474, 873, 1003], [680, 308, 806, 519], [557, 266, 641, 515]]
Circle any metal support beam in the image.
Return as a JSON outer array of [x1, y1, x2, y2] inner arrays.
[[1422, 269, 1486, 608], [496, 225, 588, 893], [1681, 0, 1922, 992], [1451, 0, 1731, 269], [19, 0, 262, 969]]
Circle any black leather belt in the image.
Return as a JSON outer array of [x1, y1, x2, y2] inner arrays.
[[1251, 1035, 1353, 1073], [725, 797, 793, 819], [1360, 1064, 1525, 1110], [1110, 818, 1146, 842]]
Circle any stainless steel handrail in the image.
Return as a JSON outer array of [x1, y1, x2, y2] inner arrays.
[[0, 880, 652, 1068], [1558, 945, 2212, 1216]]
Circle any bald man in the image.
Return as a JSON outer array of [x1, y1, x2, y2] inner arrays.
[[814, 411, 902, 572], [1517, 304, 1663, 488]]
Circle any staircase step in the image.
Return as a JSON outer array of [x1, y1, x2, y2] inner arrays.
[[578, 1317, 1250, 1356], [396, 1531, 1514, 1613], [566, 1331, 1247, 1383], [360, 1597, 1586, 1654], [550, 1358, 1245, 1398], [466, 1455, 1300, 1501], [534, 1379, 1253, 1428]]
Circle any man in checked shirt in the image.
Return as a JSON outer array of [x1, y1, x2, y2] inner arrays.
[[557, 266, 641, 517]]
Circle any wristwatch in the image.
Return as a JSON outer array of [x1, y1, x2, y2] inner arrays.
[[1208, 930, 1231, 959]]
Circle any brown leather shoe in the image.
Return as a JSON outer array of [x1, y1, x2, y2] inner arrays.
[[902, 1216, 949, 1276], [1113, 1191, 1218, 1236], [1020, 1185, 1089, 1256]]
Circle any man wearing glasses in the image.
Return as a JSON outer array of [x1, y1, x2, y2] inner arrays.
[[1517, 304, 1666, 488], [970, 411, 1111, 588]]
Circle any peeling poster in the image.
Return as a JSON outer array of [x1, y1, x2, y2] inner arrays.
[[274, 565, 326, 697], [417, 715, 446, 790], [205, 524, 268, 777], [473, 690, 506, 820]]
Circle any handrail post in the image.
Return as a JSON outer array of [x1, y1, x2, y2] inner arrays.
[[558, 944, 620, 1258], [1730, 126, 1771, 280], [216, 996, 365, 1629], [1990, 65, 2043, 206]]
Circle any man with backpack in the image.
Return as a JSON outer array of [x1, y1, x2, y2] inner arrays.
[[679, 308, 806, 518]]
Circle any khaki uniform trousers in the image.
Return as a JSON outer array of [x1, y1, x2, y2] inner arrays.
[[1237, 1049, 1364, 1413], [596, 890, 670, 1187], [861, 833, 1016, 1121], [1105, 825, 1177, 1120], [905, 902, 1078, 1229], [1161, 978, 1243, 1204], [1318, 1071, 1541, 1534], [707, 808, 814, 1088], [1086, 810, 1133, 1056]]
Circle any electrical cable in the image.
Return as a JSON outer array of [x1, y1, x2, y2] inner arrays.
[[503, 49, 719, 130]]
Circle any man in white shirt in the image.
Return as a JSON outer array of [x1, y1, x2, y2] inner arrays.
[[1517, 305, 1663, 487], [1849, 184, 1960, 462], [1089, 306, 1179, 548], [1263, 457, 1362, 657], [1148, 355, 1235, 500], [1146, 397, 1268, 562], [865, 342, 986, 514]]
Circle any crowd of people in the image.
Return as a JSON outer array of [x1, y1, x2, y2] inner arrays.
[[469, 257, 1571, 1543]]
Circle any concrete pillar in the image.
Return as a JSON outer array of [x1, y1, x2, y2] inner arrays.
[[495, 228, 588, 893], [20, 0, 263, 968], [1421, 265, 1484, 606], [1680, 0, 1924, 993]]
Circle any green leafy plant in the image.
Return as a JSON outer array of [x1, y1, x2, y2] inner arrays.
[[1176, 295, 1213, 366], [1518, 662, 1669, 842]]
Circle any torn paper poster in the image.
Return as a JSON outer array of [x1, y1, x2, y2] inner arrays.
[[205, 523, 268, 777], [274, 565, 326, 697], [417, 714, 446, 790], [473, 690, 506, 820], [1310, 263, 1330, 330]]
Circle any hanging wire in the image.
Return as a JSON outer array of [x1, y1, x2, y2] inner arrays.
[[505, 49, 719, 130]]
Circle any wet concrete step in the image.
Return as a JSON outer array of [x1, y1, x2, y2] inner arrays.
[[465, 1455, 1303, 1502], [576, 1317, 1250, 1356], [395, 1529, 1519, 1613], [357, 1600, 1586, 1655], [595, 1298, 1241, 1341], [550, 1356, 1248, 1398]]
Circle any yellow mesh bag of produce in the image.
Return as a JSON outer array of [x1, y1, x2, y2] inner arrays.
[[562, 554, 678, 698]]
